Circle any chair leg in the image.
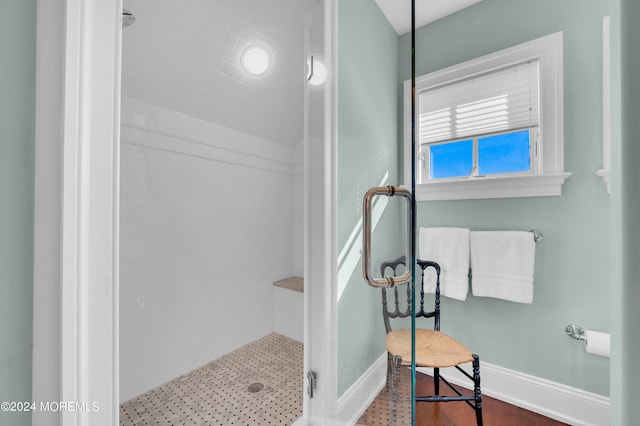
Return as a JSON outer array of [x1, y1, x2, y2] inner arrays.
[[386, 353, 392, 391], [391, 355, 402, 401], [472, 354, 483, 426], [433, 367, 440, 395], [390, 355, 402, 410]]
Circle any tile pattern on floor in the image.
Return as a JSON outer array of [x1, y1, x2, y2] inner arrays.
[[357, 365, 412, 426], [120, 333, 303, 425]]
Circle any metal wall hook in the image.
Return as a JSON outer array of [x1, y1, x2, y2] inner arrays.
[[307, 55, 314, 81], [122, 9, 136, 29]]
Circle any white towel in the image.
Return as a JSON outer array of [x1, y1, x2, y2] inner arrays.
[[470, 231, 536, 304], [418, 227, 470, 301]]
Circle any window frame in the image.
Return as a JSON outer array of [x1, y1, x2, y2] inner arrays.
[[404, 31, 571, 201]]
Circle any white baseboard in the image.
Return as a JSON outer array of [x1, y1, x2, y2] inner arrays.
[[337, 352, 388, 424], [417, 361, 610, 426], [321, 355, 609, 426]]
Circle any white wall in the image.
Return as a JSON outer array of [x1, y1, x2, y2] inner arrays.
[[119, 97, 298, 402]]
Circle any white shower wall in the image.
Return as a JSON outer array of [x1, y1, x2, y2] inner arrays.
[[119, 96, 302, 402]]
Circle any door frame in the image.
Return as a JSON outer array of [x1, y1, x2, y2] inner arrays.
[[59, 1, 122, 424], [34, 0, 122, 424], [301, 0, 342, 422]]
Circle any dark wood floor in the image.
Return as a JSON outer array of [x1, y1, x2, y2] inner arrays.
[[415, 372, 568, 426], [358, 369, 569, 426]]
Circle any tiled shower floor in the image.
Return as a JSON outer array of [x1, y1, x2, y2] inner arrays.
[[357, 366, 412, 426], [119, 333, 303, 425]]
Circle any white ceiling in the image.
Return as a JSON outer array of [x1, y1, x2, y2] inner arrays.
[[121, 0, 319, 148], [121, 0, 479, 148], [375, 0, 482, 35], [376, 0, 482, 35]]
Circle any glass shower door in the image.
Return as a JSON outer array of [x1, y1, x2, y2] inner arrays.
[[359, 188, 415, 426], [302, 0, 415, 424]]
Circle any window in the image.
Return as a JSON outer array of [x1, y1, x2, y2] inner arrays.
[[419, 61, 538, 182], [404, 32, 570, 201]]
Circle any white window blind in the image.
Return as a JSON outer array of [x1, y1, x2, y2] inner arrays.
[[418, 60, 540, 145]]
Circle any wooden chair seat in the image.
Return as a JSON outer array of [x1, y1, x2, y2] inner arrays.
[[386, 328, 475, 368], [379, 256, 483, 425]]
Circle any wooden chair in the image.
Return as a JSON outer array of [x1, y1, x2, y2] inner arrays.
[[380, 255, 483, 425]]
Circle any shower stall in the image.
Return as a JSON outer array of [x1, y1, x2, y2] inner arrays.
[[119, 0, 318, 408]]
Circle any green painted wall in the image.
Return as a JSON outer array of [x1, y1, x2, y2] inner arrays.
[[608, 1, 623, 423], [399, 0, 611, 396], [0, 0, 36, 425], [337, 0, 401, 396], [618, 0, 640, 421]]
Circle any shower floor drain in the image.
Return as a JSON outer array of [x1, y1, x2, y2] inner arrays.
[[247, 382, 264, 393]]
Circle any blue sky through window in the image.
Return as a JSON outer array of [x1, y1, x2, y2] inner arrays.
[[478, 130, 530, 175], [429, 139, 473, 179], [427, 130, 531, 180]]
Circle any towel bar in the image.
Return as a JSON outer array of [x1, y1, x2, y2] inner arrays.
[[529, 229, 543, 242]]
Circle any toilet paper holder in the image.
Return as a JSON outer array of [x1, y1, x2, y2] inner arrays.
[[566, 324, 610, 357], [565, 324, 586, 341]]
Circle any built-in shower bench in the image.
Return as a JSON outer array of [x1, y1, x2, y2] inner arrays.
[[273, 276, 304, 343], [273, 276, 304, 293]]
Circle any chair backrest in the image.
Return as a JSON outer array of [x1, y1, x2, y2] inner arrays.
[[380, 256, 441, 334]]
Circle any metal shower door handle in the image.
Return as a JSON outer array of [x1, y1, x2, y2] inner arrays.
[[362, 186, 413, 288]]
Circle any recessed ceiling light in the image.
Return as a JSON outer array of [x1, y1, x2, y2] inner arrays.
[[241, 46, 270, 76]]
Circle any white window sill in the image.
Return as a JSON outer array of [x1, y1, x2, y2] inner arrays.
[[407, 172, 571, 201]]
